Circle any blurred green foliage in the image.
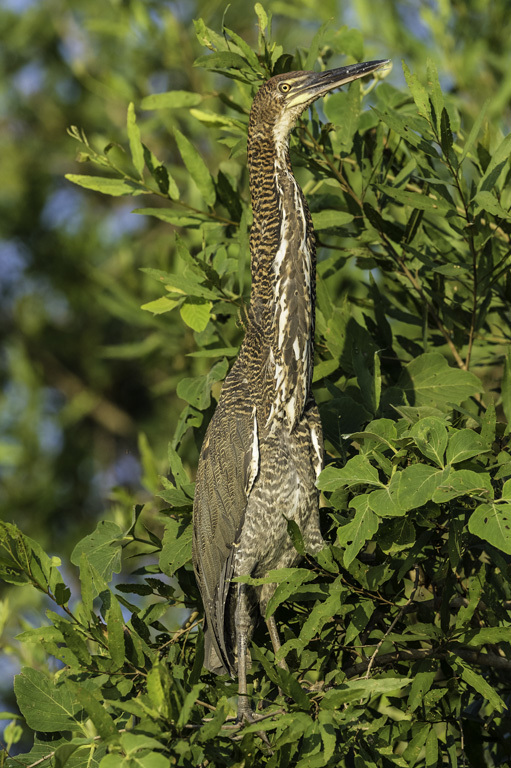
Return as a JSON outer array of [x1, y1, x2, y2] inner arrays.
[[1, 0, 511, 765]]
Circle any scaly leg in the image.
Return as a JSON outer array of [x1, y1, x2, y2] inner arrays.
[[266, 614, 288, 671], [235, 583, 253, 722]]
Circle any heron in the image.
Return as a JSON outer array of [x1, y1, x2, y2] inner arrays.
[[192, 59, 389, 721]]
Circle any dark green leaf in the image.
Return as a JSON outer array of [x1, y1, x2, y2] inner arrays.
[[14, 669, 82, 732], [398, 353, 482, 409]]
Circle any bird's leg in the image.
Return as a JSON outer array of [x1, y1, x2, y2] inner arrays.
[[260, 582, 288, 672], [266, 614, 288, 671], [235, 583, 253, 722]]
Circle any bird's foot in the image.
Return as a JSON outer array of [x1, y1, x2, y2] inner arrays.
[[236, 696, 274, 752], [237, 694, 258, 724]]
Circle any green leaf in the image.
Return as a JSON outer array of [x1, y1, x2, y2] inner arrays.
[[373, 107, 426, 150], [187, 346, 238, 358], [174, 128, 216, 206], [224, 27, 262, 70], [176, 358, 228, 410], [321, 677, 411, 708], [250, 645, 311, 711], [104, 589, 125, 669], [194, 51, 250, 72], [197, 698, 228, 742], [65, 174, 146, 197], [141, 266, 218, 300], [408, 660, 436, 712], [477, 132, 511, 192], [459, 99, 488, 164], [70, 521, 124, 583], [254, 2, 269, 36], [317, 456, 381, 491], [135, 208, 207, 227], [177, 683, 203, 729], [403, 724, 433, 767], [432, 469, 492, 503], [119, 734, 164, 755], [398, 353, 482, 409], [193, 18, 228, 52], [474, 190, 511, 220], [296, 579, 343, 645], [425, 727, 439, 768], [311, 209, 354, 230], [339, 496, 379, 566], [378, 184, 450, 213], [318, 710, 337, 763], [391, 464, 445, 510], [378, 515, 415, 554], [146, 662, 171, 718], [446, 429, 489, 464], [501, 348, 511, 425], [0, 523, 66, 595], [410, 417, 448, 466], [265, 568, 318, 618], [456, 660, 505, 712], [337, 27, 364, 60], [468, 502, 511, 554], [14, 668, 82, 732], [324, 81, 360, 154], [140, 90, 202, 110], [127, 102, 144, 179], [369, 465, 445, 517], [480, 400, 496, 447], [294, 23, 321, 68], [71, 683, 119, 742], [286, 518, 305, 556], [352, 344, 380, 415], [140, 296, 180, 315], [440, 107, 454, 158], [427, 60, 444, 130], [159, 517, 192, 577], [179, 299, 212, 332], [463, 627, 511, 645], [55, 621, 91, 667], [402, 60, 430, 120]]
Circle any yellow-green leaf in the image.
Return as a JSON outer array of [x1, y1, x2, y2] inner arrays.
[[180, 300, 212, 332], [65, 174, 146, 197], [174, 129, 216, 206], [127, 102, 144, 179]]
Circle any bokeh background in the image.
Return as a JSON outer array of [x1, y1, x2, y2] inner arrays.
[[1, 0, 511, 735]]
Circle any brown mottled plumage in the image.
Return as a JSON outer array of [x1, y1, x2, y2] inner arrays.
[[192, 59, 389, 720]]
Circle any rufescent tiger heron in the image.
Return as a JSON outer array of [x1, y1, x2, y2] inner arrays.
[[192, 59, 389, 721]]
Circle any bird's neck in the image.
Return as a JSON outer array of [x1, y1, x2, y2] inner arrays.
[[246, 129, 316, 427]]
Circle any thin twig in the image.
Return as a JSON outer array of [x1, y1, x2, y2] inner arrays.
[[364, 567, 421, 679], [344, 646, 511, 679]]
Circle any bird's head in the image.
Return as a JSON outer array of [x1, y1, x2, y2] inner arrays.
[[249, 59, 390, 149]]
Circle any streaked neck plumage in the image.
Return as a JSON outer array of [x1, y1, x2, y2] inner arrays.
[[245, 114, 316, 429]]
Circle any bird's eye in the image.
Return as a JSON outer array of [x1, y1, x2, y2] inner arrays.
[[279, 83, 291, 93]]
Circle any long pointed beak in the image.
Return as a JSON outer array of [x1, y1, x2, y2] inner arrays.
[[288, 59, 390, 107]]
